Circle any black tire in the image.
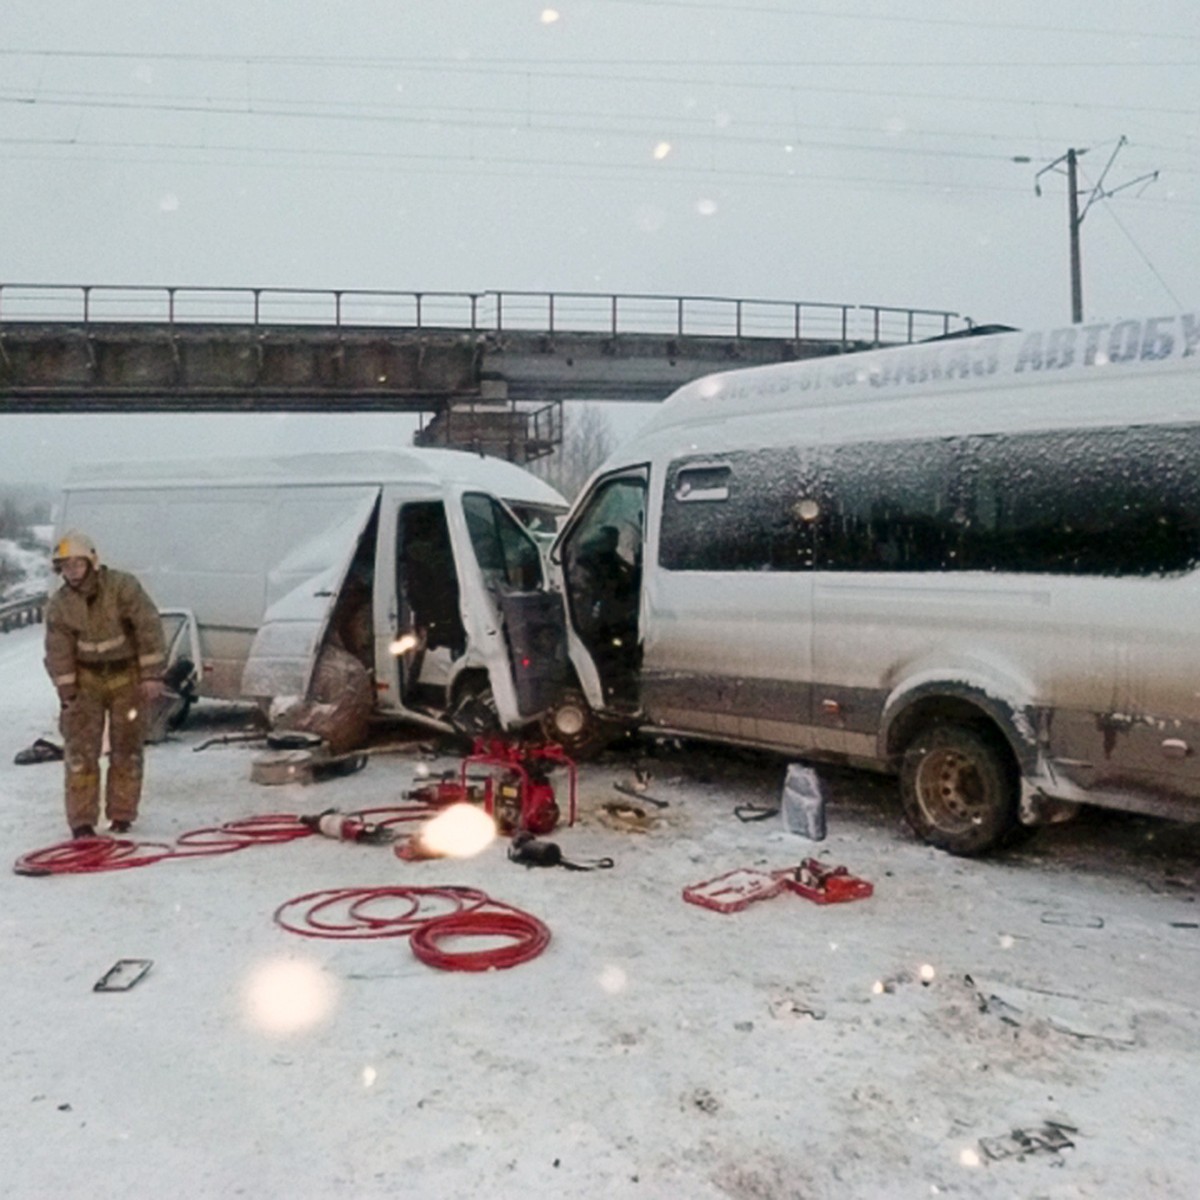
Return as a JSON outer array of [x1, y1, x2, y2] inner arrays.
[[163, 660, 198, 732], [165, 694, 194, 732], [999, 820, 1040, 851], [900, 723, 1019, 857], [538, 688, 617, 760], [450, 682, 501, 739]]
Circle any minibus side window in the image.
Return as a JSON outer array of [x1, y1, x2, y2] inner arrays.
[[660, 450, 817, 571], [961, 425, 1200, 576], [663, 425, 1200, 579], [462, 493, 543, 591], [816, 439, 964, 572]]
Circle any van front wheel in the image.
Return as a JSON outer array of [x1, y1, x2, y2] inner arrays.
[[539, 688, 616, 760], [900, 723, 1018, 857], [450, 681, 500, 739]]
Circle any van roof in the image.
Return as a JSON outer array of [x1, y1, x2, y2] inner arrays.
[[629, 312, 1199, 446], [64, 447, 568, 509]]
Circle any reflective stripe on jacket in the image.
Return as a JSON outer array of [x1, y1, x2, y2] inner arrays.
[[44, 566, 167, 688]]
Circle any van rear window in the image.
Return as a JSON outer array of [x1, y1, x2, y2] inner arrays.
[[954, 425, 1200, 577]]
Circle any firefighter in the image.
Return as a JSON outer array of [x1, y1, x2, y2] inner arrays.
[[43, 531, 167, 839]]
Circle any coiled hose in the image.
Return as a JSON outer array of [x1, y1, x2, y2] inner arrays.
[[274, 884, 550, 970]]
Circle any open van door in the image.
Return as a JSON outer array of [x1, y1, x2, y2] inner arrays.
[[153, 608, 202, 734], [558, 470, 647, 710], [241, 491, 380, 701], [456, 491, 568, 729], [377, 486, 566, 733], [533, 468, 647, 754], [378, 493, 469, 719]]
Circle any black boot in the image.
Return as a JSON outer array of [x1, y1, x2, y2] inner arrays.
[[71, 824, 96, 839], [109, 820, 132, 835]]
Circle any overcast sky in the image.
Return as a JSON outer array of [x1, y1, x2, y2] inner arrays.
[[1, 0, 1196, 484]]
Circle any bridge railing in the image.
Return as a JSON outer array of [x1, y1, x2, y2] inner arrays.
[[0, 592, 46, 634], [0, 284, 967, 347]]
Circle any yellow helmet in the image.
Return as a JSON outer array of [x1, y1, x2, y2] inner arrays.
[[52, 530, 100, 572]]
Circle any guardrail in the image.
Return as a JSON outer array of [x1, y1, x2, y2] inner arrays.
[[0, 284, 969, 348], [0, 592, 46, 633]]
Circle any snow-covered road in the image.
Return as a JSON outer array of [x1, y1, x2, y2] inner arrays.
[[2, 621, 1199, 1199]]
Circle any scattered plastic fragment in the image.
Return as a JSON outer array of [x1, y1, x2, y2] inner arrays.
[[93, 958, 153, 992], [978, 1120, 1076, 1161], [1040, 912, 1104, 928]]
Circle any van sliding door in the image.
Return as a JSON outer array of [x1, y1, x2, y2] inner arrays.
[[646, 452, 815, 746]]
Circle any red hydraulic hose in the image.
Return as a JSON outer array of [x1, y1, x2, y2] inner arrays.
[[273, 885, 488, 939], [17, 812, 315, 874], [13, 836, 175, 876], [352, 803, 440, 830], [209, 813, 314, 842], [15, 805, 439, 876], [408, 904, 551, 972], [273, 884, 550, 970], [172, 813, 313, 856]]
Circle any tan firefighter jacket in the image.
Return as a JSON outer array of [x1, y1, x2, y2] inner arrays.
[[44, 566, 167, 693]]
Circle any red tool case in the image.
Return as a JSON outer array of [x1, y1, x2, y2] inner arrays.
[[683, 859, 873, 912], [682, 869, 789, 913], [781, 858, 874, 904]]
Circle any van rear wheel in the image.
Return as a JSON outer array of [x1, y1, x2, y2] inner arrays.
[[900, 723, 1018, 857]]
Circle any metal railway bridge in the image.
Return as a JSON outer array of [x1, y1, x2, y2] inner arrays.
[[0, 284, 970, 462]]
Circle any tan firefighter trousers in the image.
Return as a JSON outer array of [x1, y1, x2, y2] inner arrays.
[[60, 662, 148, 830]]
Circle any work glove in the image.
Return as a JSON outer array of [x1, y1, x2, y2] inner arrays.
[[57, 684, 78, 705], [139, 678, 166, 703]]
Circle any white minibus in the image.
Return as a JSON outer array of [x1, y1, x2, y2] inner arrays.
[[537, 312, 1200, 854]]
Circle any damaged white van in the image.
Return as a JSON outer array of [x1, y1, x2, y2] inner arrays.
[[55, 448, 569, 739], [541, 312, 1200, 854]]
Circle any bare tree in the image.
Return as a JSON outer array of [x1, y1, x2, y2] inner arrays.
[[533, 402, 616, 500], [0, 487, 52, 536]]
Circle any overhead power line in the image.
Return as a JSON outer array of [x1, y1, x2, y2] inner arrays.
[[598, 0, 1200, 43], [0, 48, 1196, 68], [0, 137, 1059, 196], [1098, 194, 1185, 311], [7, 130, 1198, 216], [1, 68, 1196, 123], [0, 93, 1074, 166]]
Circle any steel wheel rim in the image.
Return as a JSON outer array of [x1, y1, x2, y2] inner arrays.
[[914, 747, 988, 833], [554, 704, 586, 737]]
